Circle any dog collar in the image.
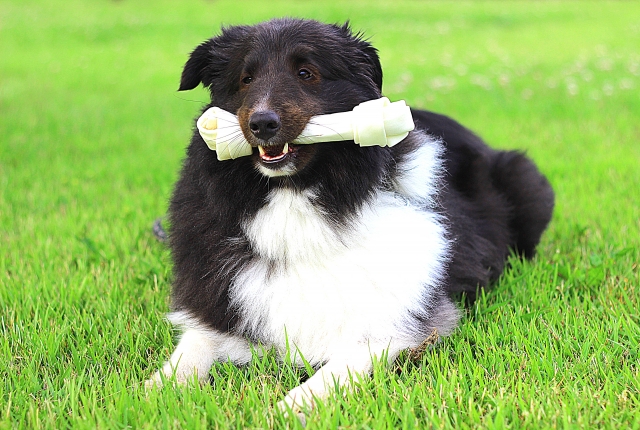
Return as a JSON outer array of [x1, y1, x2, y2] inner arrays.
[[196, 97, 415, 160]]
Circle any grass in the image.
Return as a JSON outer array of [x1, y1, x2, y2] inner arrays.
[[1, 0, 639, 428]]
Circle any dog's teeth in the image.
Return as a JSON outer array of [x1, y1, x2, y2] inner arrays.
[[258, 145, 266, 156], [283, 143, 289, 154]]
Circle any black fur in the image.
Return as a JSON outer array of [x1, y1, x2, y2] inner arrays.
[[411, 109, 554, 296], [167, 18, 554, 333]]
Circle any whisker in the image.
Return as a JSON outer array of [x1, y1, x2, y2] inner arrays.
[[294, 136, 321, 144], [173, 94, 209, 104], [296, 132, 347, 143], [228, 132, 250, 159], [302, 122, 349, 140], [214, 124, 243, 131]]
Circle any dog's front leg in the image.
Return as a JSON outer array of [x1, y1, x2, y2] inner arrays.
[[146, 328, 219, 388], [145, 326, 252, 388], [278, 341, 406, 413]]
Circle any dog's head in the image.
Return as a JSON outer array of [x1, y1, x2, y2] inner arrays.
[[179, 18, 384, 177]]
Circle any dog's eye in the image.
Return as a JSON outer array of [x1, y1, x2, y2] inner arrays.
[[241, 76, 253, 85], [298, 69, 313, 80]]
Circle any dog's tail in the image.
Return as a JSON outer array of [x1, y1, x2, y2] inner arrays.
[[152, 218, 168, 243], [490, 151, 555, 258]]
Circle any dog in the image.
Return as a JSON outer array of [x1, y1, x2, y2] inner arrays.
[[146, 18, 554, 412]]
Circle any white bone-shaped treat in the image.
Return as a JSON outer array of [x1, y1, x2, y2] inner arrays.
[[196, 97, 415, 160]]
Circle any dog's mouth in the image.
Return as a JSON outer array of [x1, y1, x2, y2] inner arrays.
[[257, 143, 297, 164]]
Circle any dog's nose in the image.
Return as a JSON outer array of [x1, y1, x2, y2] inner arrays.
[[249, 111, 281, 141]]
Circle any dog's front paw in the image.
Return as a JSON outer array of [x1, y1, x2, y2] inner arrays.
[[144, 368, 195, 391], [277, 386, 313, 426], [277, 381, 325, 423], [279, 387, 310, 412], [144, 370, 165, 390]]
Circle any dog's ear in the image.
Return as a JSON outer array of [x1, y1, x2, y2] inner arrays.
[[179, 40, 214, 91], [179, 26, 251, 93], [338, 22, 383, 91], [358, 43, 383, 91]]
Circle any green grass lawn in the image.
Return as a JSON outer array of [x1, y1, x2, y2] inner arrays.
[[1, 0, 639, 428]]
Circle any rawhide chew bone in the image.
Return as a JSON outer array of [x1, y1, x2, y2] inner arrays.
[[196, 107, 254, 160], [196, 97, 415, 161]]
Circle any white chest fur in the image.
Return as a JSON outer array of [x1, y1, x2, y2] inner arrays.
[[235, 137, 449, 366]]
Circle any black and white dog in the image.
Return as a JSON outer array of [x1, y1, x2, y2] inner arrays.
[[147, 18, 554, 411]]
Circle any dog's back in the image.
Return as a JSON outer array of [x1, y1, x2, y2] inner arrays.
[[411, 109, 554, 296]]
